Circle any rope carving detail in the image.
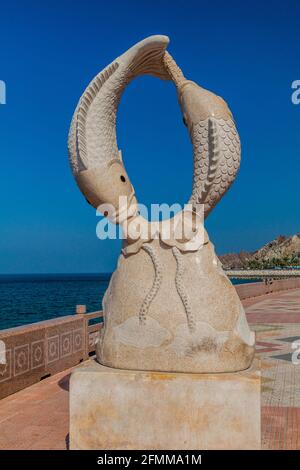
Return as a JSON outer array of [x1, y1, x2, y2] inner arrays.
[[139, 244, 163, 324], [172, 246, 195, 332]]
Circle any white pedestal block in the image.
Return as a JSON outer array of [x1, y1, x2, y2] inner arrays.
[[70, 360, 261, 450]]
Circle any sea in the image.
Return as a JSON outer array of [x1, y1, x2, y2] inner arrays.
[[0, 274, 256, 330]]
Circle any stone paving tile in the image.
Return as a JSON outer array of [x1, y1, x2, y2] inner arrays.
[[248, 313, 300, 323], [257, 347, 282, 353], [246, 289, 300, 449], [28, 432, 69, 450], [262, 406, 300, 450], [257, 341, 280, 347], [0, 423, 55, 450], [0, 368, 71, 450]]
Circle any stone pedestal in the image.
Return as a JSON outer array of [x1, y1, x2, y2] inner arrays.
[[70, 360, 261, 450]]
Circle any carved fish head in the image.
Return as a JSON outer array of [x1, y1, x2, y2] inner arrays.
[[178, 80, 233, 131], [75, 158, 138, 223]]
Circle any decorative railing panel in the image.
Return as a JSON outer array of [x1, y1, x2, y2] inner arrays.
[[235, 278, 300, 299], [0, 309, 103, 400], [0, 315, 86, 399]]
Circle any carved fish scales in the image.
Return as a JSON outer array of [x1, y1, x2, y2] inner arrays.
[[190, 116, 241, 216]]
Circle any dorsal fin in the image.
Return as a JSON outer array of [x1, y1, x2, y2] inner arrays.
[[197, 118, 221, 203], [76, 62, 119, 170]]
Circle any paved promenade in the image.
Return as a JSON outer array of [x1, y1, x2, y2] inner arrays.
[[0, 289, 300, 450], [246, 289, 300, 449]]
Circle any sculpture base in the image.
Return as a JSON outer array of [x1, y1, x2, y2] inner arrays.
[[70, 360, 261, 450]]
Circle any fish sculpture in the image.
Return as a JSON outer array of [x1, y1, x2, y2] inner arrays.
[[68, 35, 255, 373]]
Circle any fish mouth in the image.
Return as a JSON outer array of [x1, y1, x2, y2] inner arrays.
[[107, 190, 138, 225]]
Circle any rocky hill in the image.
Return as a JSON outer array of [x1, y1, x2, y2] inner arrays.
[[219, 234, 300, 269]]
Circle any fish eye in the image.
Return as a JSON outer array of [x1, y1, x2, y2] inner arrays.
[[120, 175, 126, 182]]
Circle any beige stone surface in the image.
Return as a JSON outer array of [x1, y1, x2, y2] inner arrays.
[[70, 359, 261, 450], [68, 35, 254, 374], [98, 238, 254, 373]]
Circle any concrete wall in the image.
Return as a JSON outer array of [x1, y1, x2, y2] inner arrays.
[[0, 315, 89, 399], [235, 278, 300, 299]]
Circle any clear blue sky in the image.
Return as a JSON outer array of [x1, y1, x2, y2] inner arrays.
[[0, 0, 299, 274]]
